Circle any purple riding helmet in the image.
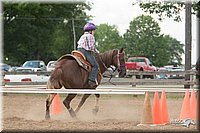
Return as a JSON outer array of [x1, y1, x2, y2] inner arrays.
[[83, 22, 96, 31]]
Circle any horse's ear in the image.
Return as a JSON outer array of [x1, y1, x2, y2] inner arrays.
[[119, 48, 124, 53]]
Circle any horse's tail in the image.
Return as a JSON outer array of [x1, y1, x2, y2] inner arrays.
[[47, 67, 63, 89]]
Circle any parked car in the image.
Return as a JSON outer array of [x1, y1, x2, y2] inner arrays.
[[0, 63, 11, 72], [47, 61, 57, 72], [156, 67, 168, 79], [166, 66, 184, 79], [16, 60, 46, 72]]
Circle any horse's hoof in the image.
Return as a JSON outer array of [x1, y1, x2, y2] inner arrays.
[[45, 115, 50, 120], [68, 108, 76, 118], [92, 107, 99, 116], [70, 113, 76, 118]]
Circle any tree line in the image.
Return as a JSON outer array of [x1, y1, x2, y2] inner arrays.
[[3, 2, 199, 67], [96, 15, 184, 67], [3, 2, 90, 66]]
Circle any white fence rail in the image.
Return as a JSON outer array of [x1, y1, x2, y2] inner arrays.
[[1, 87, 145, 95], [1, 85, 199, 94]]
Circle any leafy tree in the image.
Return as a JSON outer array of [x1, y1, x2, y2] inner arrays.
[[123, 15, 184, 67], [134, 1, 199, 70], [163, 35, 184, 66], [95, 24, 124, 53], [3, 2, 90, 65], [134, 1, 200, 21], [124, 15, 161, 61]]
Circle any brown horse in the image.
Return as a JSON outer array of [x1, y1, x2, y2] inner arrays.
[[45, 48, 126, 119]]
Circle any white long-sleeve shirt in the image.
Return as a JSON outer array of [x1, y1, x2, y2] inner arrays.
[[77, 32, 99, 53]]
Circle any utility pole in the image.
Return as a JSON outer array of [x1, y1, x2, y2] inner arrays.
[[184, 2, 192, 86], [72, 18, 76, 50]]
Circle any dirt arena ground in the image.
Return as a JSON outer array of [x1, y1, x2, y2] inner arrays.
[[2, 93, 199, 132]]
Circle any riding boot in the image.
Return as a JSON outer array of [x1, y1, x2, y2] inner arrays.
[[88, 80, 97, 87]]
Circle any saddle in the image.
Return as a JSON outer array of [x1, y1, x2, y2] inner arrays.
[[71, 50, 92, 71]]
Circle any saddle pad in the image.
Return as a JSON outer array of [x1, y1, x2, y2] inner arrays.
[[57, 54, 91, 71]]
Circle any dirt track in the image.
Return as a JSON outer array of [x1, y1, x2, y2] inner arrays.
[[2, 93, 198, 132]]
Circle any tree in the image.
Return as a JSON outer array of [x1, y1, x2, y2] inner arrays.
[[123, 15, 184, 67], [3, 2, 90, 65], [95, 24, 124, 53], [135, 1, 199, 78], [162, 35, 184, 66], [134, 1, 200, 21], [124, 15, 161, 62]]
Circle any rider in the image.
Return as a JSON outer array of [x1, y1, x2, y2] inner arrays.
[[77, 22, 99, 87]]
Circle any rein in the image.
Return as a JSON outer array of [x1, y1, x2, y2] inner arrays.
[[100, 50, 124, 85]]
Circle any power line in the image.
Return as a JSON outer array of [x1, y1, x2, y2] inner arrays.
[[10, 17, 87, 21]]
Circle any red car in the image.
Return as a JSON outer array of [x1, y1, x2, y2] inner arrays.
[[125, 56, 157, 71]]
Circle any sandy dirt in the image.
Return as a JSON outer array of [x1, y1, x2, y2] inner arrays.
[[2, 93, 198, 132]]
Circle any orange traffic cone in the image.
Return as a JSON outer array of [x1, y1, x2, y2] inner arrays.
[[160, 90, 169, 124], [139, 92, 153, 125], [152, 91, 162, 124], [180, 90, 190, 120], [190, 89, 197, 120], [52, 94, 62, 115]]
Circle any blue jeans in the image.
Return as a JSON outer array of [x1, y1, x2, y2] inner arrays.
[[78, 48, 99, 82]]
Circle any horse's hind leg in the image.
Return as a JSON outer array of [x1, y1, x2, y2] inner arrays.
[[74, 94, 100, 115], [45, 93, 57, 120], [75, 94, 91, 113], [92, 94, 100, 115], [63, 94, 77, 118]]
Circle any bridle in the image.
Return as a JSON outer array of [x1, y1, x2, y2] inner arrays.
[[101, 50, 125, 85], [116, 50, 125, 73], [99, 49, 125, 72]]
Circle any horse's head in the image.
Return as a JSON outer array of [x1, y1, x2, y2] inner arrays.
[[112, 48, 126, 77], [98, 48, 126, 77]]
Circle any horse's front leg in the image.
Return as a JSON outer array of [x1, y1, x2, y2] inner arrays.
[[92, 94, 100, 115], [75, 94, 91, 113], [45, 93, 57, 120]]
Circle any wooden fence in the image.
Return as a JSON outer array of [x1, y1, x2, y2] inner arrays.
[[2, 70, 199, 87]]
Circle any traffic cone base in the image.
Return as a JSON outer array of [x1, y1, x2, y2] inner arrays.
[[137, 123, 166, 126]]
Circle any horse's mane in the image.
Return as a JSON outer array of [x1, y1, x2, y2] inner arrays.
[[99, 49, 118, 67]]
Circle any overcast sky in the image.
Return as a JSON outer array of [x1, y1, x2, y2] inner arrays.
[[86, 0, 198, 65]]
